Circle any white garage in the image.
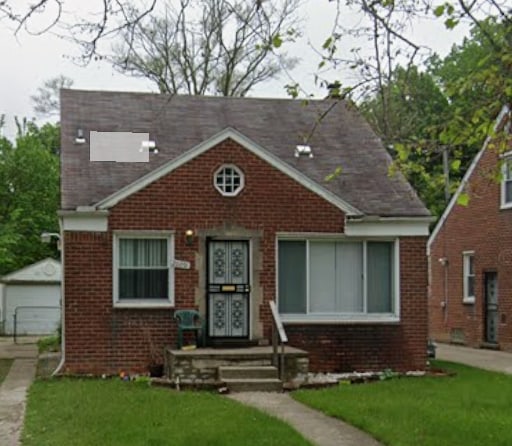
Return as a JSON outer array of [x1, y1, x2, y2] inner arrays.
[[0, 258, 61, 336]]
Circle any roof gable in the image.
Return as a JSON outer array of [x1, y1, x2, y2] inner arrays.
[[428, 104, 511, 253], [1, 258, 61, 283], [96, 127, 361, 215], [60, 90, 430, 218]]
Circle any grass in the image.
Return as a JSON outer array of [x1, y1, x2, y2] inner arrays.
[[37, 335, 60, 354], [293, 361, 512, 446], [0, 359, 13, 385], [23, 378, 312, 446]]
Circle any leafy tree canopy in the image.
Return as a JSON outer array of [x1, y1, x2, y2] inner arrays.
[[0, 120, 60, 275], [358, 15, 511, 217]]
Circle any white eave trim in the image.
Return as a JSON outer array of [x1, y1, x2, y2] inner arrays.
[[59, 209, 109, 232], [427, 104, 511, 255], [94, 127, 362, 216], [344, 216, 433, 237]]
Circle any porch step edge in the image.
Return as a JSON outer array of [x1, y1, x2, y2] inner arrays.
[[219, 365, 278, 380], [222, 378, 282, 392]]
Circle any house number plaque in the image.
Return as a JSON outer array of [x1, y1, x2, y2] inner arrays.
[[173, 259, 191, 270]]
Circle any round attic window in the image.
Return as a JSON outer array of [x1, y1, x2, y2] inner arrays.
[[214, 164, 244, 197]]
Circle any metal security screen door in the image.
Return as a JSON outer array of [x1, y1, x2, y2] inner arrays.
[[207, 240, 250, 338], [485, 272, 499, 344]]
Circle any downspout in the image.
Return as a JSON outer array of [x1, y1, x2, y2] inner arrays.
[[52, 216, 65, 376]]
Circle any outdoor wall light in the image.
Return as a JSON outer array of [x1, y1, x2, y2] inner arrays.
[[140, 140, 159, 154], [185, 229, 195, 246], [75, 128, 86, 144], [41, 232, 61, 251]]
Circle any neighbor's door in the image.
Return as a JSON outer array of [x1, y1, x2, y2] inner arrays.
[[484, 272, 499, 344], [207, 240, 250, 338]]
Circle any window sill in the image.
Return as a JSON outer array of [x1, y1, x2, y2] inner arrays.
[[500, 203, 512, 210], [114, 299, 174, 309], [462, 297, 475, 305], [280, 314, 400, 324]]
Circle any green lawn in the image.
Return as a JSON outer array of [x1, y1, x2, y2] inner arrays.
[[293, 361, 512, 446], [0, 359, 13, 384], [22, 378, 312, 446]]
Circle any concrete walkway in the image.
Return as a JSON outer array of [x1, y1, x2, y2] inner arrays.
[[0, 337, 39, 446], [436, 343, 512, 374], [229, 392, 382, 446]]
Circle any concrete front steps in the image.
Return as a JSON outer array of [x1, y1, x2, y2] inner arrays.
[[219, 365, 282, 392], [165, 346, 309, 390]]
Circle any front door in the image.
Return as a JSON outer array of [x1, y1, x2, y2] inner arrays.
[[484, 272, 499, 344], [207, 240, 250, 339]]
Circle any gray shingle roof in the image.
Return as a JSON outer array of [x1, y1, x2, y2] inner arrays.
[[60, 89, 429, 217]]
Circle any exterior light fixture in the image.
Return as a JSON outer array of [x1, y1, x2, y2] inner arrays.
[[140, 140, 158, 154], [185, 229, 195, 246], [41, 232, 62, 251], [295, 144, 313, 158], [75, 129, 86, 144]]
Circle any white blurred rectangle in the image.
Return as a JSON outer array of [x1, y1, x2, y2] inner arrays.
[[90, 131, 150, 162]]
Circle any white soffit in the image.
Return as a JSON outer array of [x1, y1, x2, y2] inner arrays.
[[345, 218, 432, 237], [60, 211, 109, 232]]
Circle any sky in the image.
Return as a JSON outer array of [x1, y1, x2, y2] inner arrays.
[[0, 0, 470, 140]]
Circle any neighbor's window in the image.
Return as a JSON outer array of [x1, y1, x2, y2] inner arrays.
[[114, 234, 174, 306], [463, 251, 475, 303], [214, 164, 244, 197], [278, 239, 397, 321], [501, 157, 512, 207]]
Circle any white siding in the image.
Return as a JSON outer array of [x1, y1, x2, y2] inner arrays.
[[4, 284, 60, 335]]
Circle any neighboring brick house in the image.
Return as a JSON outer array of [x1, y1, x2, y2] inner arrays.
[[428, 105, 512, 351], [58, 89, 431, 375]]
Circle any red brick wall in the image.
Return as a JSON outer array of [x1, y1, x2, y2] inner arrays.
[[64, 138, 428, 374], [430, 145, 512, 351]]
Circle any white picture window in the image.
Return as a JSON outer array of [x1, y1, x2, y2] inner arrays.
[[278, 238, 399, 322], [501, 157, 512, 208], [463, 251, 475, 303], [214, 164, 244, 197], [113, 233, 174, 307]]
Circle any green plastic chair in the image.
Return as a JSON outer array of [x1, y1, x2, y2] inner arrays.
[[174, 309, 205, 349]]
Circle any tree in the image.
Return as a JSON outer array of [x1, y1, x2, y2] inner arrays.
[[358, 17, 511, 217], [359, 66, 449, 146], [31, 75, 74, 117], [111, 0, 300, 96], [428, 17, 512, 149], [359, 66, 452, 217], [0, 121, 60, 275], [0, 0, 158, 61]]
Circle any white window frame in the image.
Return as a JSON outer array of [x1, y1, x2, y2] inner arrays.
[[214, 164, 244, 197], [462, 250, 475, 304], [113, 231, 175, 308], [500, 155, 512, 209], [276, 235, 400, 323]]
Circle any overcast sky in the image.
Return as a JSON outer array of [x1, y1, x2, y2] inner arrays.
[[0, 0, 469, 140]]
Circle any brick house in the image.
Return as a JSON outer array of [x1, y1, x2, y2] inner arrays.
[[58, 89, 431, 375], [428, 105, 512, 351]]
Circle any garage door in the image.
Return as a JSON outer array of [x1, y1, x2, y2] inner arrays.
[[4, 284, 61, 335]]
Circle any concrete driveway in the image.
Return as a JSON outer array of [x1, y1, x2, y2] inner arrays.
[[436, 343, 512, 375], [0, 337, 38, 359]]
